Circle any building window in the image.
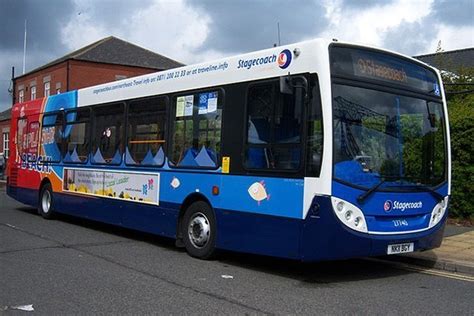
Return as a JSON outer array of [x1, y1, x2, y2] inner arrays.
[[56, 88, 61, 95], [2, 132, 9, 158], [31, 86, 37, 100], [44, 81, 50, 97], [56, 82, 61, 94], [19, 90, 24, 103]]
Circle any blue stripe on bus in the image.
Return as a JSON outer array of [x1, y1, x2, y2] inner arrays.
[[9, 186, 446, 261], [51, 165, 305, 219]]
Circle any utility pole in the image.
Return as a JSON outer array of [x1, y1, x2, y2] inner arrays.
[[277, 22, 281, 46], [11, 67, 15, 105], [23, 20, 27, 74]]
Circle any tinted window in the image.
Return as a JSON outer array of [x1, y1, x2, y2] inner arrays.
[[41, 112, 63, 162], [92, 103, 124, 164], [27, 122, 40, 161], [64, 109, 90, 163], [306, 76, 323, 176], [126, 96, 167, 166], [244, 79, 303, 170], [170, 90, 222, 168], [333, 84, 447, 188], [330, 46, 441, 97]]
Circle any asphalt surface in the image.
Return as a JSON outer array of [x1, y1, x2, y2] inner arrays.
[[1, 190, 473, 315]]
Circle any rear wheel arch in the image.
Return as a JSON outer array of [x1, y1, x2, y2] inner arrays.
[[176, 193, 213, 244], [38, 178, 55, 219]]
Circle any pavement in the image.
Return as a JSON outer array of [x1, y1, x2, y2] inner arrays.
[[390, 227, 474, 276], [0, 179, 472, 276]]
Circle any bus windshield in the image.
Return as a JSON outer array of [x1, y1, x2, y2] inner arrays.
[[332, 84, 447, 190]]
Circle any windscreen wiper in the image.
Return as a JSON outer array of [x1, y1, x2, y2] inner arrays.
[[357, 175, 444, 204], [357, 179, 387, 204], [357, 175, 409, 204], [399, 184, 444, 203]]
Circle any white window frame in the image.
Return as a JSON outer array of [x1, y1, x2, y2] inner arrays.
[[31, 86, 36, 100], [44, 81, 50, 97], [19, 89, 24, 103], [2, 132, 9, 158]]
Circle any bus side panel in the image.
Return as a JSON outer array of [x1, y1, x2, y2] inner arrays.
[[120, 201, 178, 238], [8, 99, 45, 205], [52, 192, 178, 238], [215, 209, 301, 259], [53, 192, 122, 226], [9, 187, 38, 208]]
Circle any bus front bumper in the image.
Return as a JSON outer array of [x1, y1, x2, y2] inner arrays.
[[299, 195, 446, 262]]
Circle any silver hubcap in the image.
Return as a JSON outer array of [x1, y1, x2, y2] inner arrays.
[[188, 212, 210, 248], [42, 190, 51, 214]]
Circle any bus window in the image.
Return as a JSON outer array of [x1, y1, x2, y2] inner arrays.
[[27, 122, 40, 161], [64, 109, 90, 163], [305, 76, 323, 176], [16, 117, 28, 158], [126, 96, 167, 166], [92, 103, 124, 164], [170, 90, 222, 168], [244, 80, 303, 170], [41, 112, 64, 163]]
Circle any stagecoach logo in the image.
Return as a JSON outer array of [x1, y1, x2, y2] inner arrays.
[[278, 49, 292, 69], [383, 200, 393, 212], [237, 49, 292, 70], [384, 200, 423, 212]]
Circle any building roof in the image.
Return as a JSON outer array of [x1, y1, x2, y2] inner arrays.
[[17, 36, 184, 79], [414, 47, 474, 73], [0, 108, 11, 122]]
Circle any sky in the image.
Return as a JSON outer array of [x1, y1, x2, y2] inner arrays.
[[0, 0, 473, 111]]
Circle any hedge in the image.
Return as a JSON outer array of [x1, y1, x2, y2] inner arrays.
[[447, 93, 474, 219]]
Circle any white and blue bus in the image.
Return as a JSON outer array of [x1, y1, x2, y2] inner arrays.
[[8, 38, 450, 260]]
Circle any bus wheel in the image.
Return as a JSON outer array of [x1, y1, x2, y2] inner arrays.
[[39, 183, 55, 219], [182, 201, 216, 259]]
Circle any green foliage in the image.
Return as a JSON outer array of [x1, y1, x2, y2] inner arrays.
[[433, 43, 474, 219], [447, 93, 474, 218]]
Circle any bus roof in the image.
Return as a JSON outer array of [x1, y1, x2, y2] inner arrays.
[[13, 38, 436, 110]]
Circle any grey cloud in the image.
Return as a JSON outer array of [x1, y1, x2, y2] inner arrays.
[[71, 0, 154, 30], [186, 0, 329, 53], [340, 0, 395, 9], [431, 0, 474, 26], [0, 0, 74, 52], [0, 0, 76, 109], [382, 18, 439, 56], [0, 0, 154, 110]]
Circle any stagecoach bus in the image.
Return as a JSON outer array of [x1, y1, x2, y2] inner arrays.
[[7, 38, 450, 260]]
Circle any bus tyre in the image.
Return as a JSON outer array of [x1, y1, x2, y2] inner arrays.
[[39, 183, 55, 219], [182, 201, 216, 259]]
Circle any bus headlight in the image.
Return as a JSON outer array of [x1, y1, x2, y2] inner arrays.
[[429, 196, 449, 228], [331, 197, 368, 233]]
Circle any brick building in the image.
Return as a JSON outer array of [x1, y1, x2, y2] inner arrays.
[[414, 47, 474, 74], [13, 36, 183, 104], [1, 36, 182, 161], [0, 108, 11, 160]]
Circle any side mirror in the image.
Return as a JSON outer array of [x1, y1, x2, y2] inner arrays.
[[280, 76, 293, 95]]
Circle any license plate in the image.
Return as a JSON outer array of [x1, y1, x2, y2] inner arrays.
[[387, 242, 414, 255]]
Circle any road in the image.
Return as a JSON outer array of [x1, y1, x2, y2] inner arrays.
[[1, 190, 472, 315]]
